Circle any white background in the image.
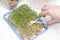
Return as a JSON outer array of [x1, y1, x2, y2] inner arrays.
[[0, 0, 60, 40]]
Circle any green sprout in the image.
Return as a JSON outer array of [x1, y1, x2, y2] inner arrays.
[[8, 4, 37, 27]]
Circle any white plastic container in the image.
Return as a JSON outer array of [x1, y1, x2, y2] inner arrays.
[[0, 0, 23, 9]]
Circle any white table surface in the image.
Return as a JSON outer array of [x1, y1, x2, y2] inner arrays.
[[0, 0, 60, 40]]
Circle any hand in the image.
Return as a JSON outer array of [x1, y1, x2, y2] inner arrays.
[[38, 5, 60, 26]]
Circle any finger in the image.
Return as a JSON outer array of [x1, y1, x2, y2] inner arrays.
[[38, 10, 48, 18], [46, 19, 57, 26], [42, 6, 48, 11]]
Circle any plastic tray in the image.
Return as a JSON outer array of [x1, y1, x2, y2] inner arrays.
[[3, 2, 48, 40], [3, 11, 48, 40]]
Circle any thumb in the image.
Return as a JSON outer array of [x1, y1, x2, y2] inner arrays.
[[46, 19, 57, 26], [38, 10, 48, 18]]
